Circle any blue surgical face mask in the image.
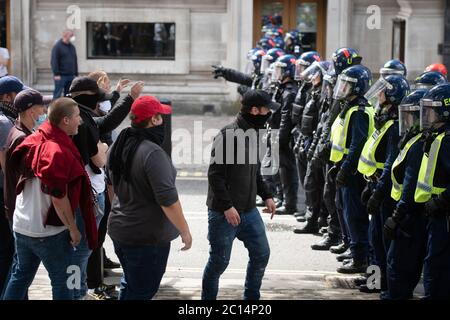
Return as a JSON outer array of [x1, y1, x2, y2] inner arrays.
[[35, 114, 47, 128]]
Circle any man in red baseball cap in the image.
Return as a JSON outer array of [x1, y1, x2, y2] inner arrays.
[[129, 95, 172, 127], [106, 95, 191, 300]]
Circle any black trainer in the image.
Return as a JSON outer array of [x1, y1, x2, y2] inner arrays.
[[104, 256, 121, 269], [88, 284, 118, 300]]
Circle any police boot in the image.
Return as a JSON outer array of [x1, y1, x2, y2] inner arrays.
[[311, 234, 341, 250], [294, 219, 319, 234], [330, 242, 349, 255], [336, 249, 352, 262], [336, 258, 368, 274], [353, 275, 369, 287], [276, 205, 298, 215], [358, 284, 381, 294], [296, 207, 312, 222]]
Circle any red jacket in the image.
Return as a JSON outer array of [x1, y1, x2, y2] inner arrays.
[[11, 121, 98, 249]]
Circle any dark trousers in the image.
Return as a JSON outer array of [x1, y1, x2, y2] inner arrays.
[[53, 75, 75, 99], [279, 146, 299, 211], [369, 196, 396, 291], [113, 240, 170, 300], [304, 158, 328, 226], [386, 211, 427, 300], [423, 214, 450, 299], [87, 193, 111, 289], [340, 173, 369, 261], [0, 190, 14, 298]]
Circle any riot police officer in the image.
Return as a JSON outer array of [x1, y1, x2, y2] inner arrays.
[[271, 54, 300, 215], [379, 59, 407, 77], [292, 61, 334, 236], [383, 89, 429, 300], [312, 48, 363, 258], [330, 64, 375, 274], [212, 49, 267, 94], [413, 71, 447, 90], [414, 83, 450, 299], [424, 63, 448, 78], [291, 51, 321, 190], [357, 74, 410, 294], [284, 30, 303, 58]]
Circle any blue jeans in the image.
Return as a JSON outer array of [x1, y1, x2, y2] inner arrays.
[[53, 75, 75, 99], [202, 207, 270, 300], [70, 192, 105, 299], [113, 240, 170, 300], [3, 231, 73, 300]]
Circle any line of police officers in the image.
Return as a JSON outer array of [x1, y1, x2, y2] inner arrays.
[[212, 32, 450, 299]]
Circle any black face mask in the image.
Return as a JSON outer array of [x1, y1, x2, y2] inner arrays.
[[74, 93, 101, 110], [241, 112, 272, 129], [146, 123, 166, 145]]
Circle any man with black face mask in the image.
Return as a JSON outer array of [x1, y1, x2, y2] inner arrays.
[[203, 89, 276, 300], [67, 76, 144, 300]]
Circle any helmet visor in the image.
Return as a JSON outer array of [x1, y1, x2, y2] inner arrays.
[[380, 67, 404, 76], [420, 99, 443, 130], [321, 75, 334, 100], [414, 83, 434, 90], [364, 77, 393, 101], [272, 63, 284, 82], [294, 62, 307, 80], [333, 74, 356, 100], [261, 67, 274, 91], [398, 104, 420, 135], [260, 56, 272, 73], [300, 61, 322, 83]]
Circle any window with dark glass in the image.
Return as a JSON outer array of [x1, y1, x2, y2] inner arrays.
[[87, 22, 175, 60]]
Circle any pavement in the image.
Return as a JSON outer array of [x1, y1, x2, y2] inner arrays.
[[26, 114, 423, 300]]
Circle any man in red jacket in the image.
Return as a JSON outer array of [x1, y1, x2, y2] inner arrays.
[[3, 97, 97, 300]]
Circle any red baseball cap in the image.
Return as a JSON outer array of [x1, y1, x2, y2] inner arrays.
[[130, 96, 172, 123]]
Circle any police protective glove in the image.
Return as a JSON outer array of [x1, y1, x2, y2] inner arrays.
[[335, 168, 350, 187], [424, 194, 450, 217], [307, 143, 316, 161], [212, 65, 225, 79], [383, 209, 409, 240], [366, 189, 384, 215], [383, 216, 398, 240], [360, 184, 372, 206], [237, 85, 249, 96], [310, 156, 322, 170]]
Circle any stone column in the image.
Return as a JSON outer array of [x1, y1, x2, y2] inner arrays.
[[325, 0, 353, 59], [225, 0, 253, 102]]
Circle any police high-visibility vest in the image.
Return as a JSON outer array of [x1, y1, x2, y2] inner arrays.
[[414, 132, 447, 203], [358, 120, 394, 177], [390, 133, 422, 201], [329, 105, 375, 163]]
